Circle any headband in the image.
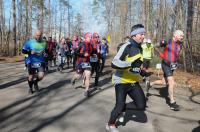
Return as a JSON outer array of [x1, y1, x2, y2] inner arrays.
[[131, 28, 146, 36]]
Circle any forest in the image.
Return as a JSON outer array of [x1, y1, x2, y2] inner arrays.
[[0, 0, 199, 73]]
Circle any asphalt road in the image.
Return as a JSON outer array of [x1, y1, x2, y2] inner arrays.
[[0, 61, 200, 132]]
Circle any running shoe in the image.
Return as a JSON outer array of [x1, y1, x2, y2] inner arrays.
[[71, 79, 75, 85], [106, 123, 119, 132], [34, 81, 39, 92], [118, 112, 125, 123], [170, 102, 180, 111], [84, 90, 90, 97]]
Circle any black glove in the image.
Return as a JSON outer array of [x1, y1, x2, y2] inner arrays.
[[160, 40, 167, 47], [140, 70, 151, 77], [130, 58, 143, 73]]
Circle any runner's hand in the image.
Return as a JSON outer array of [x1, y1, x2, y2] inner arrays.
[[84, 53, 89, 57]]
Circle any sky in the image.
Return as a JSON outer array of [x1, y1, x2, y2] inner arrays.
[[4, 0, 107, 37], [70, 0, 107, 36]]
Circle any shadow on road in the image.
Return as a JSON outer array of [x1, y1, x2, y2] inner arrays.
[[0, 79, 71, 124], [29, 83, 113, 132], [189, 88, 200, 105], [146, 86, 170, 105], [0, 69, 57, 90], [116, 110, 147, 127], [0, 77, 27, 89], [0, 70, 114, 132], [192, 120, 200, 132]]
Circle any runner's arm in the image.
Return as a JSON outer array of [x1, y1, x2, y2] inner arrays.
[[111, 43, 131, 69], [75, 43, 85, 57]]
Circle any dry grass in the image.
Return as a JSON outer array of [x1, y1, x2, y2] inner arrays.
[[0, 56, 24, 63]]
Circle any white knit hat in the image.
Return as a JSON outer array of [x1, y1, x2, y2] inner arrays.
[[147, 39, 151, 43]]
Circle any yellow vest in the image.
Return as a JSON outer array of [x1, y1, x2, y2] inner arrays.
[[141, 43, 153, 59]]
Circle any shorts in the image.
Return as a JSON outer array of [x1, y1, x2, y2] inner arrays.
[[162, 61, 174, 77], [48, 52, 56, 61], [76, 62, 91, 74], [28, 62, 45, 75]]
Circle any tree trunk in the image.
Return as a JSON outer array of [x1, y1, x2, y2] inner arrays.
[[29, 0, 32, 37], [186, 0, 194, 72], [38, 0, 44, 32], [12, 0, 17, 56], [0, 0, 4, 55], [25, 0, 29, 39], [48, 0, 51, 37], [68, 0, 70, 38]]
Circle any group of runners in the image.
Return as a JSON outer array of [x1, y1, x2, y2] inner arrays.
[[22, 30, 109, 96], [22, 23, 184, 132], [106, 24, 184, 132]]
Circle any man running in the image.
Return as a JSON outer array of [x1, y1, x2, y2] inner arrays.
[[22, 30, 47, 94], [106, 24, 146, 132], [99, 37, 109, 73], [72, 35, 79, 70], [66, 37, 73, 68], [47, 37, 56, 67], [71, 32, 93, 97], [56, 37, 67, 72], [149, 30, 184, 111]]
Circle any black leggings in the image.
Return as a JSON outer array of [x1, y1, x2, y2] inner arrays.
[[73, 54, 77, 70], [100, 57, 106, 73], [90, 62, 100, 86], [108, 83, 146, 124]]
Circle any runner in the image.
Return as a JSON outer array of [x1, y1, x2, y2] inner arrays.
[[106, 24, 146, 132], [66, 37, 73, 68], [99, 37, 109, 73], [43, 36, 49, 72], [47, 37, 56, 67], [56, 37, 67, 72], [71, 32, 93, 97], [72, 35, 79, 70], [22, 30, 47, 94], [90, 32, 101, 87], [149, 30, 184, 111]]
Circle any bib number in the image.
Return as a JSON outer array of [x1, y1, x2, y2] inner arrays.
[[31, 62, 41, 68], [170, 63, 178, 70], [130, 67, 141, 74], [90, 54, 98, 62], [81, 62, 91, 69]]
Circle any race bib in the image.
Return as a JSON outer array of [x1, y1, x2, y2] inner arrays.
[[170, 63, 178, 70], [90, 54, 98, 62], [130, 67, 141, 73], [81, 62, 91, 69], [31, 62, 41, 68]]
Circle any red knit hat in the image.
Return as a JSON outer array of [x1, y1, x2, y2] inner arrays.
[[84, 32, 92, 40], [92, 32, 99, 38]]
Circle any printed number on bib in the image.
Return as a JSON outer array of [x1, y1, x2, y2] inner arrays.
[[90, 54, 98, 62], [170, 63, 178, 70], [31, 62, 41, 68], [82, 62, 91, 69]]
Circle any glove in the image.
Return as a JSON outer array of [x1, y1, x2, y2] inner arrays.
[[130, 58, 143, 73], [160, 40, 167, 47], [140, 70, 151, 77]]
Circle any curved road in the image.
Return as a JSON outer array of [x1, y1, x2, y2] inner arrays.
[[0, 61, 200, 132]]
